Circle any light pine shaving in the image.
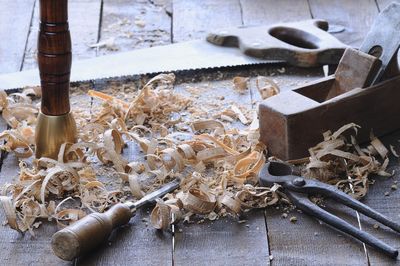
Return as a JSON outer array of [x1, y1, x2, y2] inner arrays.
[[303, 123, 392, 199]]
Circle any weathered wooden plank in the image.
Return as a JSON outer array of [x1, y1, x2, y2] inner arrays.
[[0, 0, 35, 74], [78, 139, 172, 265], [266, 206, 369, 266], [173, 76, 270, 266], [22, 0, 102, 71], [377, 0, 400, 11], [0, 219, 65, 266], [0, 101, 67, 265], [247, 66, 368, 265], [0, 84, 168, 265], [240, 2, 366, 262], [308, 0, 379, 47], [0, 156, 71, 266], [307, 2, 398, 263], [172, 0, 242, 42], [98, 0, 171, 56], [240, 0, 311, 26], [360, 132, 400, 265], [175, 212, 269, 266], [0, 89, 94, 265], [78, 206, 173, 266], [76, 176, 172, 265]]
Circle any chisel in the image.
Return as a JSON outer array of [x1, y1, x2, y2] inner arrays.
[[51, 180, 180, 261]]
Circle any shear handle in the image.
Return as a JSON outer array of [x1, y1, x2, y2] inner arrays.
[[288, 190, 398, 259], [286, 179, 400, 234]]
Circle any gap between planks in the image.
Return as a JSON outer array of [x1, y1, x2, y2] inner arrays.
[[22, 0, 103, 71], [0, 0, 35, 74]]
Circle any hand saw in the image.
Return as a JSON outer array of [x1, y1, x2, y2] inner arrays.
[[0, 19, 347, 90]]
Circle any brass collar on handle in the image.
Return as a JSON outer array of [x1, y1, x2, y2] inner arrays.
[[35, 111, 77, 159]]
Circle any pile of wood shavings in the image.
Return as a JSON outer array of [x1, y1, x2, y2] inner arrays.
[[88, 74, 282, 229], [0, 73, 393, 235], [0, 88, 40, 158], [302, 123, 393, 199], [0, 74, 280, 235]]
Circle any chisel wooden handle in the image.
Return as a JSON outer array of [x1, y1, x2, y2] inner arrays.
[[38, 0, 71, 115], [51, 203, 132, 261]]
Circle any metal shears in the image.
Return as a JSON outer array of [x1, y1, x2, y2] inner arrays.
[[259, 161, 400, 258]]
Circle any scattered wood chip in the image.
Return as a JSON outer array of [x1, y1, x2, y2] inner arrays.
[[89, 37, 119, 51], [231, 105, 249, 125], [371, 137, 388, 159], [390, 145, 399, 157], [232, 76, 249, 94], [134, 19, 146, 28], [304, 123, 391, 199], [289, 216, 297, 223], [277, 67, 286, 74], [256, 76, 280, 100]]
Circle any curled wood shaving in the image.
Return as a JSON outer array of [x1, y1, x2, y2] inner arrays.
[[127, 174, 145, 199], [370, 137, 388, 159], [150, 198, 182, 229], [256, 76, 280, 100], [182, 188, 216, 214], [303, 123, 392, 199], [1, 75, 264, 234], [220, 193, 241, 214], [0, 130, 33, 158], [0, 88, 38, 158], [0, 89, 39, 128], [232, 76, 249, 94], [231, 105, 249, 125], [390, 145, 399, 158]]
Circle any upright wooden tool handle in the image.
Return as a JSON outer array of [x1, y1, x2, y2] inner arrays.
[[51, 203, 132, 261], [38, 0, 71, 115]]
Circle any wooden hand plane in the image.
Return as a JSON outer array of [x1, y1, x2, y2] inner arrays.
[[259, 2, 400, 160]]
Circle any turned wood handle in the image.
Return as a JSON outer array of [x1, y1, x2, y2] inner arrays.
[[51, 203, 133, 261], [38, 0, 71, 115]]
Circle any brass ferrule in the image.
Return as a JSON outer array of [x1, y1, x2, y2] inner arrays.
[[35, 111, 77, 159]]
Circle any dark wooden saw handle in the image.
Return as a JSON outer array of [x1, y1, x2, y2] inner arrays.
[[207, 19, 348, 67], [38, 0, 71, 115]]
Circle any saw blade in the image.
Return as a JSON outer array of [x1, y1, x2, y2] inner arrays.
[[0, 40, 276, 90]]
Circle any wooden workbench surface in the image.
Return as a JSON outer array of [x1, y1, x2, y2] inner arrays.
[[0, 0, 399, 265]]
